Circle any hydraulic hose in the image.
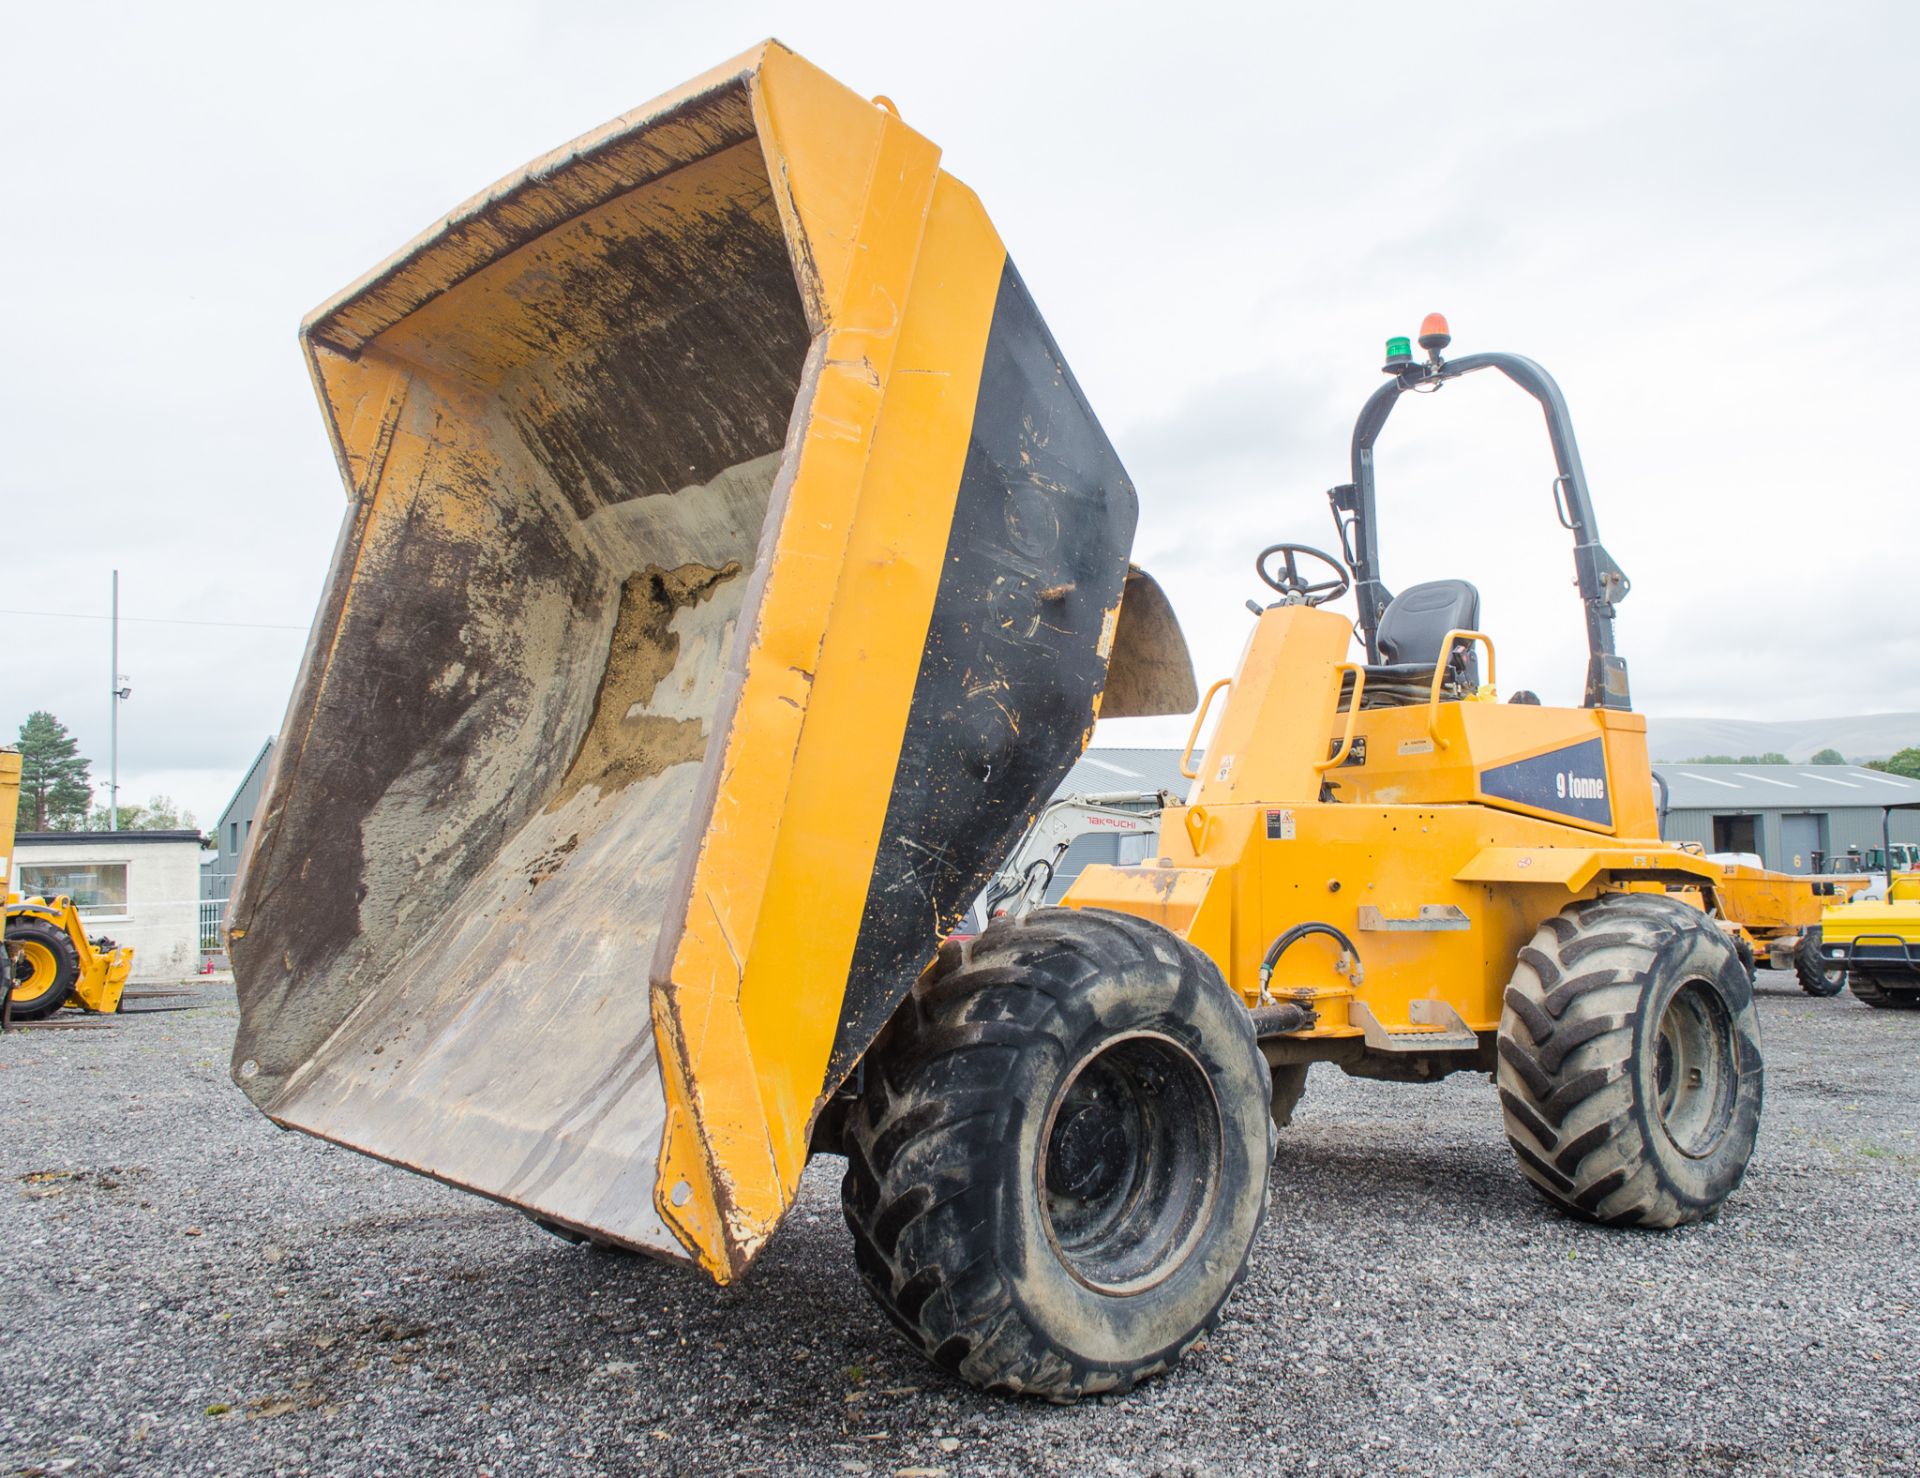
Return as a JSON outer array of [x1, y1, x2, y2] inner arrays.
[[1258, 922, 1364, 996]]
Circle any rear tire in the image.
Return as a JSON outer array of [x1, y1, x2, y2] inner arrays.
[[1730, 933, 1756, 983], [5, 919, 79, 1021], [1850, 972, 1920, 1010], [1793, 927, 1846, 997], [1497, 894, 1763, 1228], [842, 907, 1271, 1402]]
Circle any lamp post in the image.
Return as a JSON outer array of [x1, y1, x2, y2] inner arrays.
[[109, 570, 131, 831]]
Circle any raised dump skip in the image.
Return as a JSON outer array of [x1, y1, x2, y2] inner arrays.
[[228, 42, 1192, 1281]]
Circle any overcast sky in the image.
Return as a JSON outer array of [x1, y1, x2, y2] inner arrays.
[[4, 2, 1916, 830]]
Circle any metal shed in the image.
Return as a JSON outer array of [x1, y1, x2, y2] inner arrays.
[[1653, 763, 1920, 873]]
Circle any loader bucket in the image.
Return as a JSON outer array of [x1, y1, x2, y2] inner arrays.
[[229, 42, 1192, 1282]]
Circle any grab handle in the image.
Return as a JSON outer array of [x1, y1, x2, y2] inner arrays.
[[1314, 664, 1368, 773], [1427, 631, 1495, 749], [1180, 678, 1232, 780]]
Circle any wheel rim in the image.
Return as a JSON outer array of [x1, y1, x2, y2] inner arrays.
[[1652, 981, 1737, 1157], [8, 941, 58, 1005], [1036, 1031, 1221, 1294]]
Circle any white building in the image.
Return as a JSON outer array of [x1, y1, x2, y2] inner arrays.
[[13, 829, 206, 981]]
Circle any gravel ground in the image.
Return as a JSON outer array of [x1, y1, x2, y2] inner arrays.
[[2, 974, 1916, 1477]]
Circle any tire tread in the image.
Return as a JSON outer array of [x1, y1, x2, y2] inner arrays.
[[841, 908, 1266, 1402], [1496, 892, 1759, 1229]]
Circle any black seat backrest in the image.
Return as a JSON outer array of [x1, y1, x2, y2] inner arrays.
[[1376, 579, 1481, 668]]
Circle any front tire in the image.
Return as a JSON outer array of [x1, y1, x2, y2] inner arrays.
[[5, 919, 80, 1021], [1498, 894, 1763, 1228], [1793, 927, 1846, 997], [841, 908, 1271, 1402]]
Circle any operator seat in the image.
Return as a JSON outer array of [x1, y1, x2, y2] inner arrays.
[[1358, 579, 1481, 706]]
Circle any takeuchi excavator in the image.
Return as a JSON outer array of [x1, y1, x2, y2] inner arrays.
[[960, 790, 1168, 933], [230, 44, 1764, 1402]]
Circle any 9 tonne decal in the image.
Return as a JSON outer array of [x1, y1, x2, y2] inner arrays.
[[1479, 738, 1613, 826]]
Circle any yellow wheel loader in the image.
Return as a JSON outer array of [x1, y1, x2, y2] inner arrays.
[[0, 749, 135, 1022], [5, 902, 134, 1020], [231, 46, 1761, 1403]]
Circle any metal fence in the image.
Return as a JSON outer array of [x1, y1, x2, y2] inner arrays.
[[199, 898, 229, 968]]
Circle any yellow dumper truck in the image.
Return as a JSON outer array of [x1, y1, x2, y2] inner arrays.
[[232, 44, 1763, 1400], [1689, 860, 1868, 995]]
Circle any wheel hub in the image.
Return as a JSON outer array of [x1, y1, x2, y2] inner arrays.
[[9, 941, 55, 1000], [1653, 980, 1737, 1158], [1044, 1097, 1131, 1202], [1037, 1032, 1222, 1294]]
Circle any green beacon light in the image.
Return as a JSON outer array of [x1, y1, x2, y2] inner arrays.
[[1382, 335, 1413, 374]]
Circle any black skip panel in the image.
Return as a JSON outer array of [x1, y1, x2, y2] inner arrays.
[[821, 259, 1138, 1095], [1480, 738, 1614, 827]]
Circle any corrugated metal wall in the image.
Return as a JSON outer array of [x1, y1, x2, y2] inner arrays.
[[1661, 810, 1714, 850], [1830, 806, 1920, 858], [1665, 804, 1920, 871]]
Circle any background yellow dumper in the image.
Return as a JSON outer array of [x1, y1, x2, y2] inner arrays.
[[233, 44, 1766, 1401]]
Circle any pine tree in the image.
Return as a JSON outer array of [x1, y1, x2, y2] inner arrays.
[[16, 711, 93, 830]]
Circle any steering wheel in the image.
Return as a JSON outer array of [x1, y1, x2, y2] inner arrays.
[[1255, 543, 1351, 607]]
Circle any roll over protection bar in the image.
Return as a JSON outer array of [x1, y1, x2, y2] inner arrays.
[[1328, 348, 1633, 710]]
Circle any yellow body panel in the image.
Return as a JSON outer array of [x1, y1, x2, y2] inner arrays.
[[1185, 611, 1348, 802], [1821, 878, 1920, 984], [1068, 606, 1711, 1049], [1075, 864, 1232, 966], [1821, 888, 1920, 947], [0, 750, 17, 897], [1331, 701, 1660, 839], [654, 77, 1007, 1271], [1075, 802, 1669, 1036]]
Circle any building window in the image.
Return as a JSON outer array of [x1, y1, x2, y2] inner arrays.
[[18, 861, 130, 918], [230, 821, 239, 851]]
